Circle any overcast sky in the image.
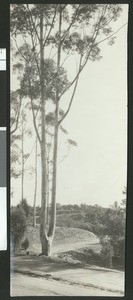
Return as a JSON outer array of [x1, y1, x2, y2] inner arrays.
[[11, 4, 128, 208]]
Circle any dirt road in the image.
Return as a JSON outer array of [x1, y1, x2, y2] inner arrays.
[[11, 256, 124, 296], [52, 239, 100, 254], [11, 273, 122, 297], [25, 226, 100, 255]]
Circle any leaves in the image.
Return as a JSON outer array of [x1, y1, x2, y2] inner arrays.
[[13, 62, 24, 74], [11, 4, 30, 35], [107, 36, 116, 46], [67, 139, 77, 147], [59, 109, 65, 117], [72, 4, 98, 26], [46, 112, 55, 125]]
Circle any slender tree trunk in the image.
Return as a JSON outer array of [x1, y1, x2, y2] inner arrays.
[[39, 11, 50, 256], [48, 6, 62, 239], [21, 107, 24, 204], [47, 159, 49, 225], [33, 136, 37, 227]]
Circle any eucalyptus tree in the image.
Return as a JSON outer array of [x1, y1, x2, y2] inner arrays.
[[11, 4, 123, 255]]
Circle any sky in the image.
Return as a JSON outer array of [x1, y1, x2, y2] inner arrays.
[[11, 4, 128, 208]]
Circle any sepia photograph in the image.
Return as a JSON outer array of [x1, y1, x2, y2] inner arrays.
[[10, 3, 128, 296]]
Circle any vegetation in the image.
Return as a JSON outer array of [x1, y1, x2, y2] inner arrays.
[[11, 206, 27, 250], [21, 238, 30, 252], [17, 198, 30, 218], [11, 199, 126, 269], [11, 4, 124, 256]]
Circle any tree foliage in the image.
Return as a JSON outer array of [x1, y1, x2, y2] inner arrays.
[[10, 3, 124, 256]]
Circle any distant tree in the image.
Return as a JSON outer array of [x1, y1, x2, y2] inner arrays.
[[103, 207, 125, 239], [121, 187, 127, 209]]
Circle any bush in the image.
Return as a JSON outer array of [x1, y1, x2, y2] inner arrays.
[[111, 237, 125, 269], [100, 238, 114, 268], [21, 238, 29, 251], [77, 222, 93, 232], [11, 206, 27, 250], [92, 222, 107, 236], [102, 208, 125, 238], [17, 199, 30, 217]]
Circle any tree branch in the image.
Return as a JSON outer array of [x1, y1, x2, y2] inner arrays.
[[30, 97, 41, 145], [58, 55, 82, 125], [26, 4, 40, 42], [96, 22, 127, 46], [26, 70, 41, 144], [24, 140, 36, 165], [43, 5, 58, 47], [24, 8, 41, 78], [12, 36, 28, 62], [57, 146, 70, 166], [60, 51, 71, 68], [60, 27, 98, 98], [60, 5, 80, 45]]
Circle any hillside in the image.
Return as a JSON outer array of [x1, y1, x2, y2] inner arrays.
[[11, 202, 125, 270], [22, 226, 100, 255]]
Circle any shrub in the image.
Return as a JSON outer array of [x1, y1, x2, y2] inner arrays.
[[111, 237, 125, 269], [100, 238, 114, 268], [21, 238, 29, 251], [11, 206, 27, 250], [77, 222, 93, 232], [17, 199, 30, 217]]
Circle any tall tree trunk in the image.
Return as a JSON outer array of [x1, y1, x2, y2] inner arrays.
[[39, 11, 50, 256], [47, 159, 49, 225], [21, 107, 24, 204], [33, 136, 37, 227], [48, 6, 62, 240]]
